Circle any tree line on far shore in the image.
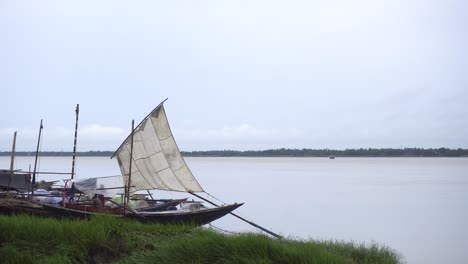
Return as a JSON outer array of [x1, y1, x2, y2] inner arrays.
[[183, 148, 468, 157], [1, 148, 467, 157]]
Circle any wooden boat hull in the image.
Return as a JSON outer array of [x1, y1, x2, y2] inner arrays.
[[64, 198, 188, 214], [42, 203, 243, 226], [42, 204, 122, 219], [65, 203, 123, 214], [0, 198, 46, 216], [130, 203, 243, 225]]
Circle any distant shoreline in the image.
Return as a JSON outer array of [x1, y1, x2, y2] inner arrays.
[[1, 148, 467, 157]]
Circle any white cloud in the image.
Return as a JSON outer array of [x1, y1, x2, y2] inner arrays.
[[0, 124, 126, 151], [174, 123, 304, 150], [79, 124, 125, 139], [1, 123, 306, 151]]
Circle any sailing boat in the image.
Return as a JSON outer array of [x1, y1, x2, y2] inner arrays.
[[43, 100, 243, 225]]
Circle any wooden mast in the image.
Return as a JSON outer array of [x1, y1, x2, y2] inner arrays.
[[71, 104, 79, 180], [31, 119, 43, 196], [28, 164, 31, 196], [7, 131, 17, 190], [123, 120, 135, 213]]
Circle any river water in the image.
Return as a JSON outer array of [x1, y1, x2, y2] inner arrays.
[[1, 156, 467, 264]]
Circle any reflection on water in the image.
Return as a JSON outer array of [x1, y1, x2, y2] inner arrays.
[[2, 157, 467, 264]]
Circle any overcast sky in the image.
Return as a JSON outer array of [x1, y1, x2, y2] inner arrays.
[[1, 0, 467, 151]]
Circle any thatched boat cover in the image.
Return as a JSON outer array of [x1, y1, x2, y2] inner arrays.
[[73, 175, 126, 198], [0, 170, 31, 192]]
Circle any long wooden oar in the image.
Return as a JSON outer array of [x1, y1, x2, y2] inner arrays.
[[105, 198, 145, 220], [189, 192, 283, 239]]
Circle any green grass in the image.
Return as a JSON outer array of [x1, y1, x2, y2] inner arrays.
[[0, 214, 401, 264]]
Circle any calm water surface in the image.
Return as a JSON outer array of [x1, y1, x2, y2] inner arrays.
[[2, 157, 467, 264]]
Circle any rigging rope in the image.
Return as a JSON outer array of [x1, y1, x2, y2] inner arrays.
[[190, 191, 283, 239], [205, 191, 226, 205], [208, 224, 242, 235]]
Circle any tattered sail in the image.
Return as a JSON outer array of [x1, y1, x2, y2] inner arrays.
[[113, 103, 204, 193]]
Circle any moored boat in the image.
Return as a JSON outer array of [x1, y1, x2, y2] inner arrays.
[[47, 100, 243, 226], [42, 202, 243, 226]]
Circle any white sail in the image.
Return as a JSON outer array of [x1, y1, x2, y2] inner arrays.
[[114, 104, 204, 193]]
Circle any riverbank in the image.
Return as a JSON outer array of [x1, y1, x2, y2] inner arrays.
[[0, 214, 401, 264], [1, 147, 467, 157]]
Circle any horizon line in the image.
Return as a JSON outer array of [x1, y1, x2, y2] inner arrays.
[[0, 147, 467, 153]]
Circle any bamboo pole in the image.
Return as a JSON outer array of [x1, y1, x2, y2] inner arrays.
[[123, 120, 135, 213], [189, 192, 283, 239], [127, 120, 135, 205], [71, 104, 79, 180], [7, 131, 17, 190], [9, 131, 17, 173], [28, 164, 31, 197], [32, 119, 43, 196], [34, 171, 73, 175], [147, 190, 154, 200], [105, 197, 144, 220]]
